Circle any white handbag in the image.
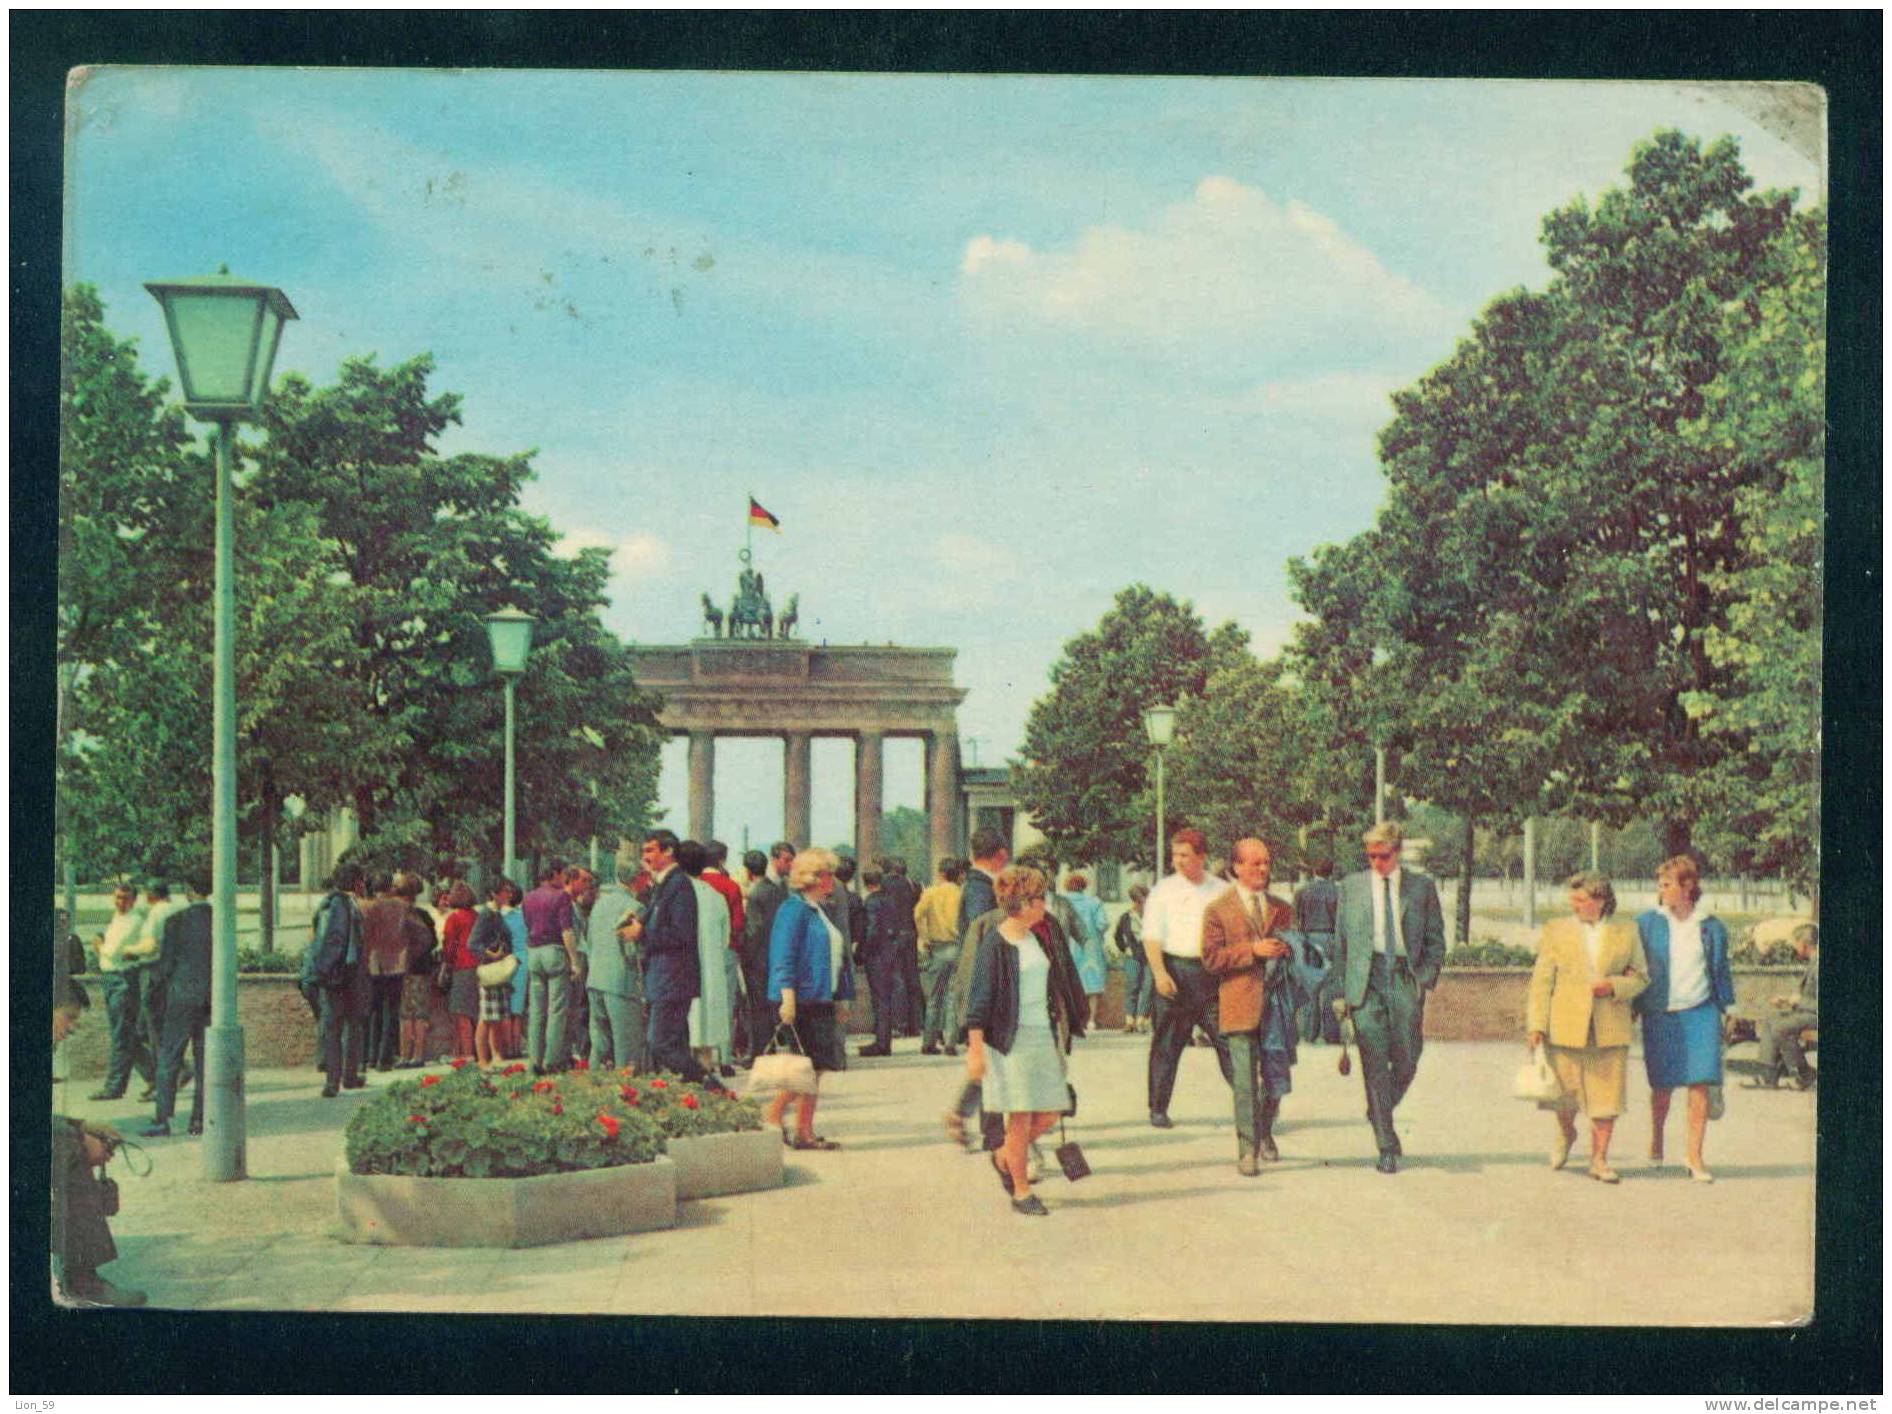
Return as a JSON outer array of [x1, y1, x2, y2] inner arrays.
[[1512, 1044, 1563, 1103], [747, 1024, 818, 1096], [476, 954, 519, 988]]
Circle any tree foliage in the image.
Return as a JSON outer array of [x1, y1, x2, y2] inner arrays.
[[1013, 585, 1246, 865], [58, 297, 664, 881]]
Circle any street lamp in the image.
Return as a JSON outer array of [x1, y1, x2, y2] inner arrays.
[[484, 607, 536, 881], [146, 267, 298, 1183], [1142, 704, 1177, 880]]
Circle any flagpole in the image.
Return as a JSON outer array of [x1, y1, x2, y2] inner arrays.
[[746, 492, 754, 561]]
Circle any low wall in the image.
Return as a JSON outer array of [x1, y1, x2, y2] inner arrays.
[[60, 968, 1809, 1077]]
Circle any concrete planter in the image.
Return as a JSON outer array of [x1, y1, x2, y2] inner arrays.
[[336, 1156, 676, 1248], [667, 1129, 783, 1200]]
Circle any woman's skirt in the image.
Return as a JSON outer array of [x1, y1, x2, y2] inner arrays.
[[984, 1023, 1068, 1115], [479, 984, 511, 1023], [447, 968, 481, 1021], [400, 972, 434, 1022], [786, 1002, 846, 1074], [1642, 1001, 1723, 1089], [1546, 1043, 1628, 1119], [1073, 934, 1108, 996]]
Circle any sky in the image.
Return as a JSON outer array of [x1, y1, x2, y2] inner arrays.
[[63, 70, 1823, 852]]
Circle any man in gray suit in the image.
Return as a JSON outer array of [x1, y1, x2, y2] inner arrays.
[[1750, 923, 1818, 1090], [1333, 822, 1445, 1173], [583, 860, 647, 1071]]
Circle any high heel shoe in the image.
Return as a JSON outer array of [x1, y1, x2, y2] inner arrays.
[[1685, 1161, 1715, 1184], [1587, 1160, 1621, 1184]]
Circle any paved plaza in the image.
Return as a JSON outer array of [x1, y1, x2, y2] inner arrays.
[[55, 1031, 1815, 1324]]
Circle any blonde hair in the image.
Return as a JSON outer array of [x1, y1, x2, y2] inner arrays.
[[994, 865, 1048, 916], [1564, 870, 1617, 918], [1362, 821, 1403, 850], [1657, 854, 1702, 903], [788, 847, 841, 894]]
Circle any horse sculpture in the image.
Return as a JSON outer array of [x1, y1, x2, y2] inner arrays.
[[700, 592, 724, 639], [777, 593, 799, 640]]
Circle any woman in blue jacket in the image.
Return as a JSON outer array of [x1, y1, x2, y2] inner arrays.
[[766, 847, 854, 1149], [1634, 855, 1736, 1183]]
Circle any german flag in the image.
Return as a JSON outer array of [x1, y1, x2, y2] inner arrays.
[[748, 496, 782, 532]]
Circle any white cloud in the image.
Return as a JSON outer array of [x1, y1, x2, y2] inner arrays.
[[1237, 371, 1405, 426], [958, 175, 1451, 363], [556, 528, 672, 583]]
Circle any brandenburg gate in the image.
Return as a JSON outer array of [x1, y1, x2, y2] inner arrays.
[[628, 563, 966, 865]]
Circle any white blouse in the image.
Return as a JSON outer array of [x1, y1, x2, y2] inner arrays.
[[1662, 907, 1710, 1011], [817, 905, 846, 988]]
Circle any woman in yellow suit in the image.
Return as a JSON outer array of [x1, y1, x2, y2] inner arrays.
[[1526, 872, 1649, 1184]]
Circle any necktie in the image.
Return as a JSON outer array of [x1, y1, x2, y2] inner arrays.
[[1380, 876, 1396, 956], [1247, 894, 1269, 938]]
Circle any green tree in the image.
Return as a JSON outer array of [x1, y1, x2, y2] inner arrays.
[[1014, 585, 1246, 866], [249, 353, 663, 868], [1680, 208, 1826, 900]]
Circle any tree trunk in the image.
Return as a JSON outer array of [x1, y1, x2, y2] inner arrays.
[[352, 782, 378, 850], [259, 787, 277, 955], [1662, 816, 1693, 861], [1456, 814, 1476, 945]]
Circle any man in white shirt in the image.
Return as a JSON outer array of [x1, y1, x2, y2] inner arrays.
[[1333, 821, 1446, 1173], [88, 884, 154, 1100], [1142, 828, 1235, 1128]]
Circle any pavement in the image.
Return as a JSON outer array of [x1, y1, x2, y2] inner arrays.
[[53, 1031, 1815, 1324]]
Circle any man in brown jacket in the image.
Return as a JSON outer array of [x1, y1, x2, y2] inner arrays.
[[1201, 838, 1298, 1175]]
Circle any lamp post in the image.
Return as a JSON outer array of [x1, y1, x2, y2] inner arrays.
[[484, 607, 536, 881], [146, 267, 298, 1182], [1142, 704, 1177, 881]]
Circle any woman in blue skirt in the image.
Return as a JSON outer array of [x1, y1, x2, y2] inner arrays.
[[965, 865, 1089, 1216], [1634, 855, 1736, 1183]]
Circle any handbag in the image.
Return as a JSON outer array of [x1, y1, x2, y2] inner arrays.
[[434, 955, 455, 991], [1512, 1044, 1564, 1103], [476, 953, 520, 988], [1053, 1118, 1091, 1182], [747, 1023, 818, 1096]]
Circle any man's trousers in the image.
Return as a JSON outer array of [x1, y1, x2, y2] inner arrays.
[[1146, 956, 1234, 1117], [99, 970, 157, 1095], [153, 999, 209, 1128], [1352, 954, 1425, 1155]]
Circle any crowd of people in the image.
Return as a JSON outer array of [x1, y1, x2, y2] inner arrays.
[[59, 818, 1817, 1280]]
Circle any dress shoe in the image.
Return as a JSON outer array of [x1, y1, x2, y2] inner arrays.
[[186, 1121, 203, 1136], [1795, 1071, 1817, 1091], [394, 1060, 423, 1070], [1742, 1075, 1780, 1090], [857, 1045, 892, 1058], [87, 1089, 126, 1102], [342, 1076, 366, 1090], [1375, 1152, 1399, 1175], [942, 1045, 958, 1058], [65, 1275, 147, 1309], [1685, 1162, 1715, 1184], [920, 1043, 940, 1056], [1550, 1131, 1574, 1170], [374, 1063, 396, 1073], [1587, 1160, 1621, 1184], [1010, 1194, 1049, 1216], [320, 1084, 340, 1099], [1236, 1149, 1260, 1177], [141, 1122, 172, 1138], [1149, 1111, 1173, 1130]]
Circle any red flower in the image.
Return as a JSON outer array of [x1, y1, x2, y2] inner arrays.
[[571, 1058, 589, 1071], [650, 1079, 668, 1089], [620, 1086, 639, 1103], [595, 1114, 620, 1138], [502, 1062, 527, 1076], [551, 1102, 564, 1116], [532, 1079, 557, 1093], [408, 1113, 427, 1124], [680, 1094, 699, 1111], [449, 1058, 469, 1070], [420, 1074, 441, 1087]]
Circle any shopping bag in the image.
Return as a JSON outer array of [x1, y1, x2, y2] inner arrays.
[[747, 1024, 818, 1096], [1512, 1045, 1563, 1103]]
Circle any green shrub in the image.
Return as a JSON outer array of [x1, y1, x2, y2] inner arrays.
[[343, 1060, 768, 1178], [1443, 940, 1537, 968], [344, 1060, 667, 1178], [236, 948, 299, 974]]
